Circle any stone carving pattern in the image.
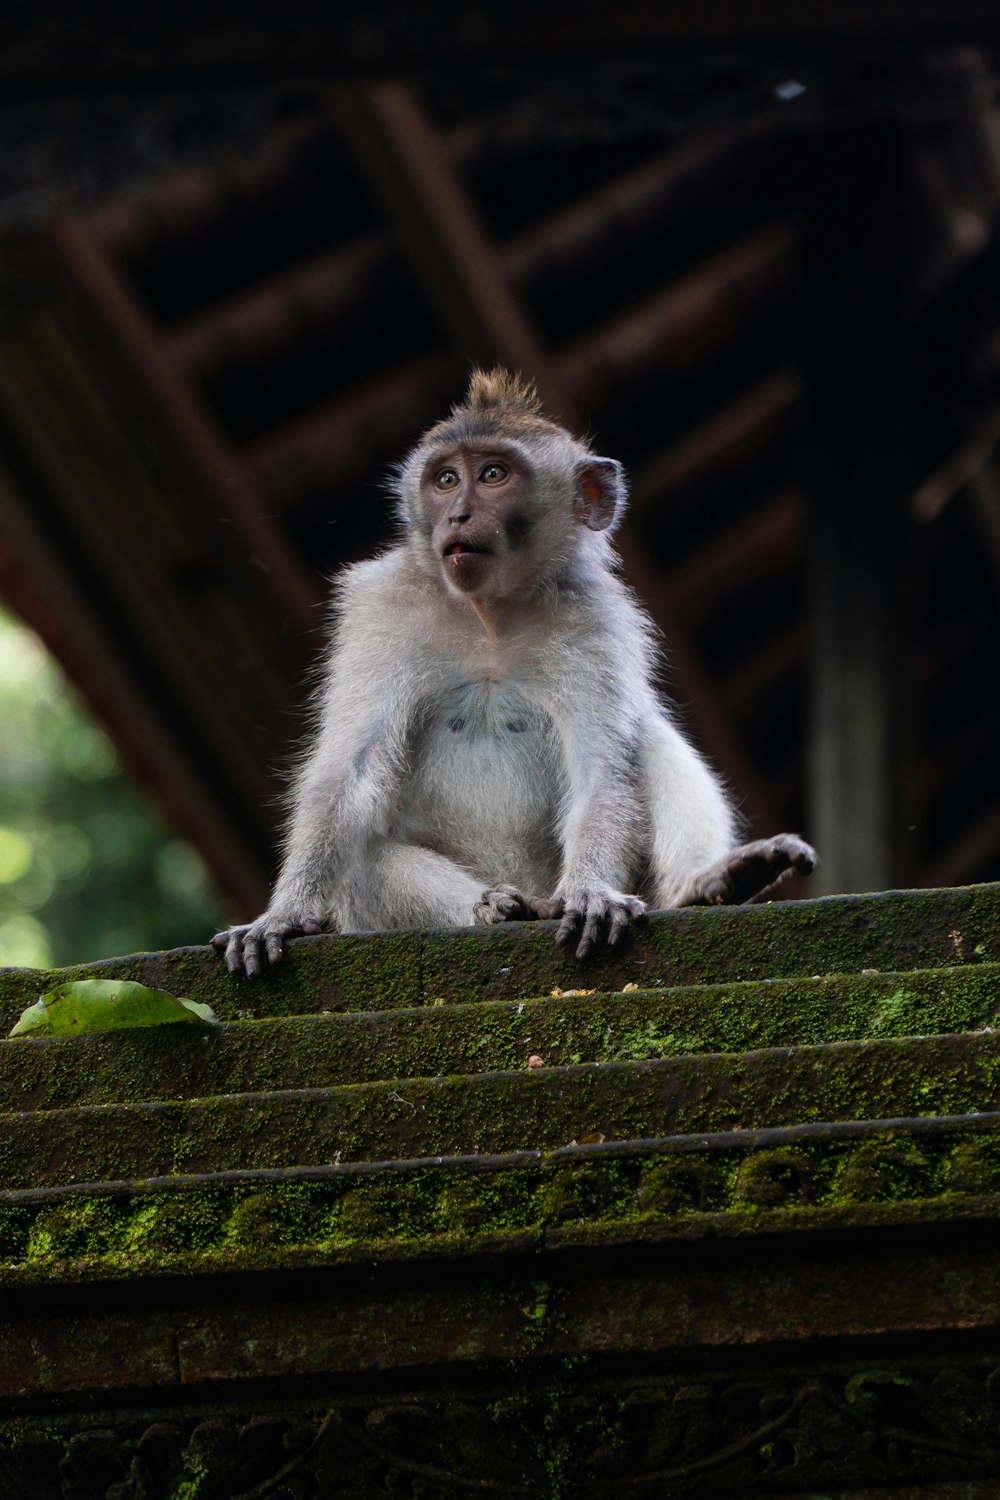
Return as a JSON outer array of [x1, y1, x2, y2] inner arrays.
[[4, 1128, 1000, 1275], [2, 1360, 1000, 1497]]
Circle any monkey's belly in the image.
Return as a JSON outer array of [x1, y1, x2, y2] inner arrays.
[[398, 683, 562, 892]]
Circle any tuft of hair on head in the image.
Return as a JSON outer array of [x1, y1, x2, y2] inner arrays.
[[460, 367, 547, 420]]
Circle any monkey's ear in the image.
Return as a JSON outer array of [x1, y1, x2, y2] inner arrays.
[[575, 457, 626, 532]]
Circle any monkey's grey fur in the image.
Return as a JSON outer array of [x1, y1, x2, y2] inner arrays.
[[215, 369, 814, 975]]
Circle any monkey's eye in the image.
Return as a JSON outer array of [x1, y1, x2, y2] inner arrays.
[[435, 469, 459, 490], [479, 462, 509, 485]]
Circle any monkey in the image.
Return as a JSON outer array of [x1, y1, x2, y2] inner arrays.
[[214, 369, 815, 976]]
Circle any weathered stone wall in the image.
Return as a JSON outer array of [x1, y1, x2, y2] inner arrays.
[[1, 886, 999, 1496]]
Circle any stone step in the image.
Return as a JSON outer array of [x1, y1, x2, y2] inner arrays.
[[2, 1028, 999, 1192], [1, 962, 996, 1111], [0, 883, 997, 1026], [3, 1109, 1000, 1287]]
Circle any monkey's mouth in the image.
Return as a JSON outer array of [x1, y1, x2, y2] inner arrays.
[[443, 542, 491, 558]]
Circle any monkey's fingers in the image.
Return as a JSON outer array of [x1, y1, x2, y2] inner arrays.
[[556, 897, 605, 959], [242, 933, 266, 978], [555, 905, 583, 951], [474, 887, 542, 923], [221, 928, 250, 975], [608, 896, 645, 947], [557, 890, 645, 958]]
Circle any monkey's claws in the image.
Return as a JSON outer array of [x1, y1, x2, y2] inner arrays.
[[473, 886, 560, 925], [554, 887, 646, 960], [677, 834, 817, 908], [211, 913, 324, 977]]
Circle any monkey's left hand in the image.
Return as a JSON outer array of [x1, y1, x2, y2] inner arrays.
[[554, 886, 646, 960], [211, 911, 326, 977]]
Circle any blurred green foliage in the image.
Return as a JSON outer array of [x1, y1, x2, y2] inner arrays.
[[0, 607, 227, 968]]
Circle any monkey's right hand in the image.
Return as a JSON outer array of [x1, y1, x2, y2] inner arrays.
[[210, 911, 325, 977], [555, 886, 646, 960]]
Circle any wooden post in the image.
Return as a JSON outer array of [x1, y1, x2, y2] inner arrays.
[[801, 129, 918, 895]]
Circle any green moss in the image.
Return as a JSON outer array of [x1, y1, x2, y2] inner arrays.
[[1, 962, 997, 1115], [732, 1149, 816, 1209], [419, 883, 1000, 1002], [0, 929, 424, 1031], [5, 884, 997, 1032], [1, 1115, 1000, 1286], [3, 1026, 1000, 1193]]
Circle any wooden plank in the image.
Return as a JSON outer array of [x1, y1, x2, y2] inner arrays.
[[799, 133, 919, 897], [1, 3, 999, 91], [559, 226, 798, 406], [631, 374, 800, 514], [334, 82, 573, 423], [0, 461, 272, 913]]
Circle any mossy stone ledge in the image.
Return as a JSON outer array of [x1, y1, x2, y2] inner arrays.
[[2, 884, 1000, 1498]]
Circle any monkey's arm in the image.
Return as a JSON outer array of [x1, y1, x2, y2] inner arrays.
[[212, 560, 428, 976], [543, 660, 652, 959]]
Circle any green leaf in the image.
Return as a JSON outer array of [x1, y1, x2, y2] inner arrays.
[[9, 979, 217, 1037]]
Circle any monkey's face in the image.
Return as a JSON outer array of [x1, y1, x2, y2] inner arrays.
[[418, 446, 551, 601]]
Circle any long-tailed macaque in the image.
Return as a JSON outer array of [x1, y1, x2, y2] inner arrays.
[[215, 369, 814, 975]]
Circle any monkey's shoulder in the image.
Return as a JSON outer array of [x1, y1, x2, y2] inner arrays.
[[329, 549, 441, 646], [331, 547, 417, 608]]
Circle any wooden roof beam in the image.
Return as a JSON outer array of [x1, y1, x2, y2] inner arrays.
[[559, 225, 798, 406], [0, 465, 272, 913], [2, 3, 1000, 93], [666, 490, 804, 623], [631, 372, 800, 514], [244, 232, 799, 514], [333, 81, 575, 425]]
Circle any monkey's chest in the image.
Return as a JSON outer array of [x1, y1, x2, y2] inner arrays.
[[401, 680, 561, 886]]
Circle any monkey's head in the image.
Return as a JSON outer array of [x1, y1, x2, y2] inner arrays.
[[397, 369, 627, 604]]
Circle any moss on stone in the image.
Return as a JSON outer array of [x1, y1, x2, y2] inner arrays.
[[2, 1025, 1000, 1194], [418, 883, 1000, 1003], [0, 930, 424, 1031], [0, 1115, 999, 1285], [0, 962, 995, 1116], [2, 884, 997, 1033]]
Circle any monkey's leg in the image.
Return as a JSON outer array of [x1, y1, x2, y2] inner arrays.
[[674, 833, 816, 907], [339, 842, 547, 932]]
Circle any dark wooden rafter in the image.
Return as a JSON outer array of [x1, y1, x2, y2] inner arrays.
[[159, 116, 782, 425], [0, 469, 269, 913], [332, 82, 572, 421], [560, 226, 798, 404], [44, 216, 321, 634], [248, 355, 456, 515], [666, 489, 804, 622], [968, 462, 1000, 586], [334, 81, 778, 831], [912, 397, 1000, 522], [0, 217, 328, 909], [220, 128, 797, 520], [630, 372, 800, 515], [2, 2, 1000, 93]]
